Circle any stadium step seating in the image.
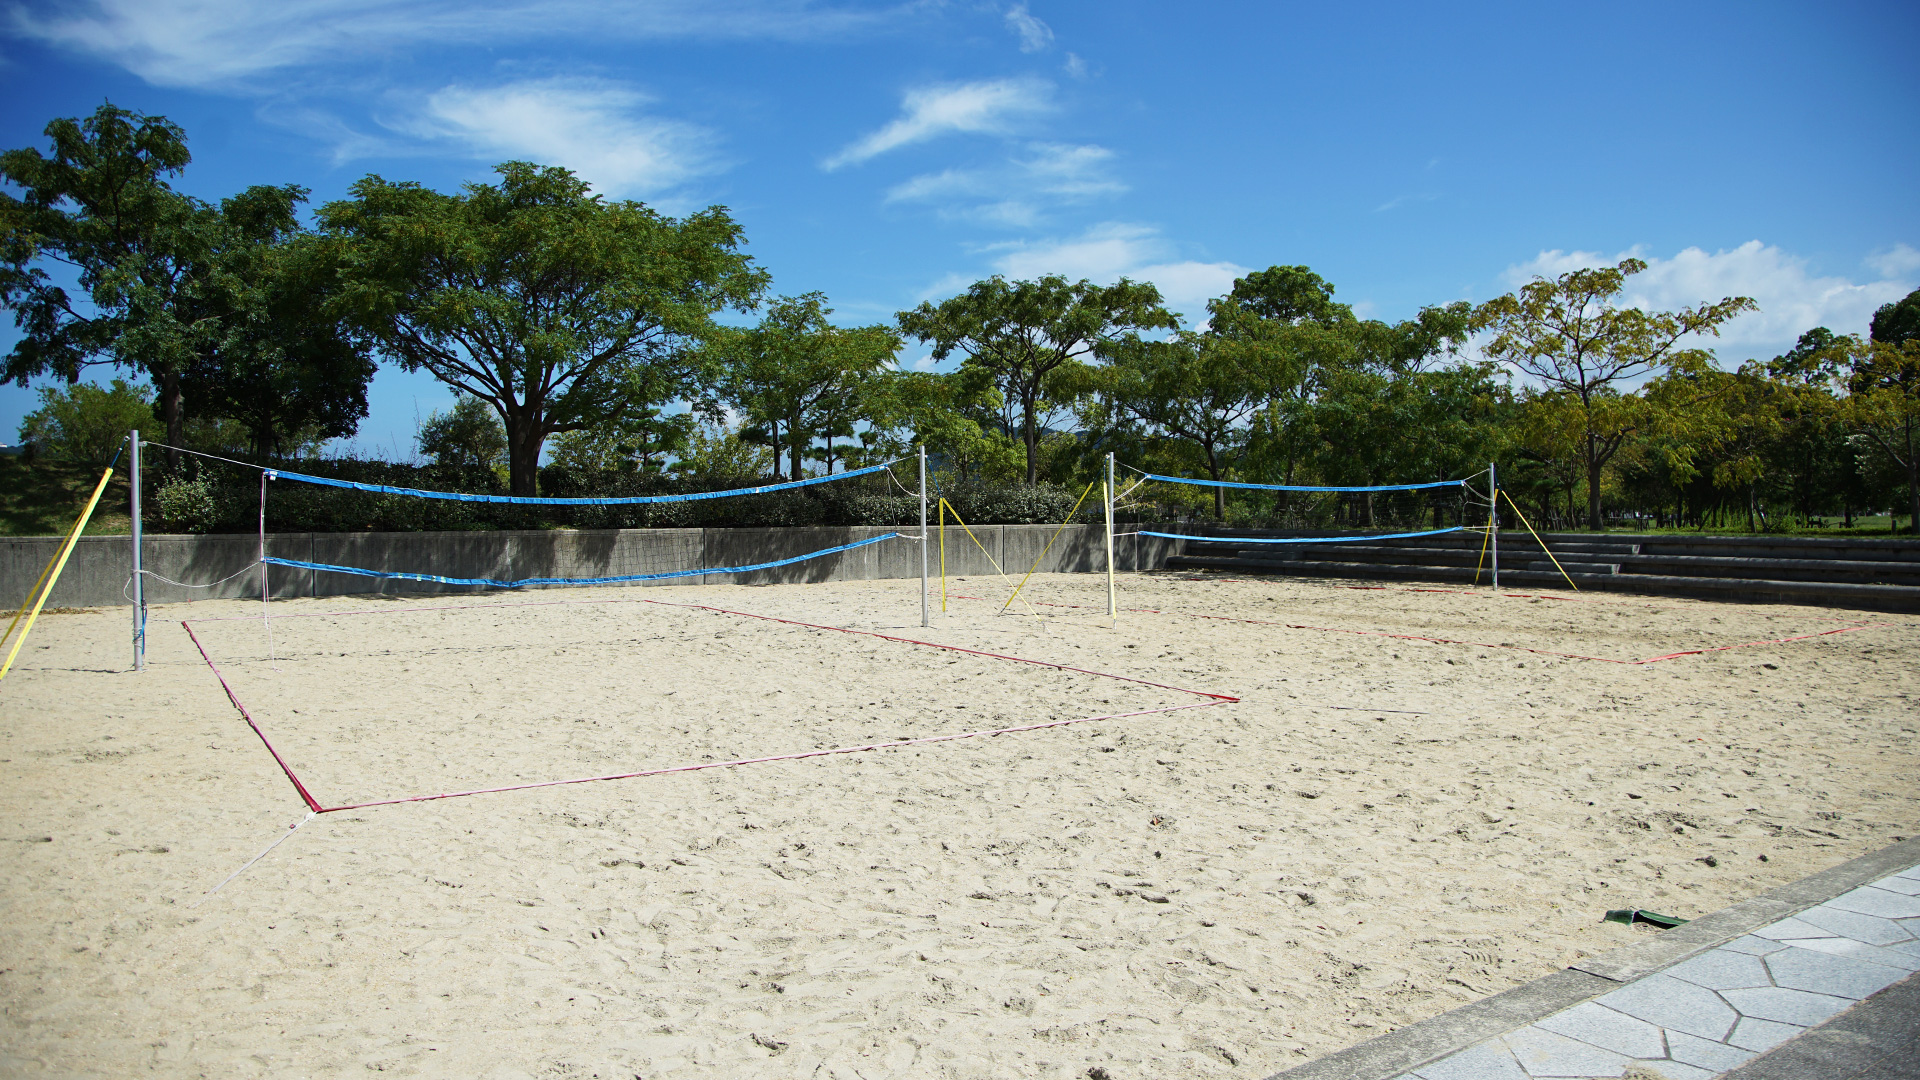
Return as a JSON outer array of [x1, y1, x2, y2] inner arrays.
[[1162, 528, 1920, 612]]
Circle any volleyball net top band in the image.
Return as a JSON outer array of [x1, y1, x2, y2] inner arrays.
[[265, 460, 901, 505], [1129, 472, 1469, 493]]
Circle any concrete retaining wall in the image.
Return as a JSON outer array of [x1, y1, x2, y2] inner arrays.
[[1, 526, 1184, 609]]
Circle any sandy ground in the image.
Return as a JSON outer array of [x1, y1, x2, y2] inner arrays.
[[1, 569, 1915, 1079]]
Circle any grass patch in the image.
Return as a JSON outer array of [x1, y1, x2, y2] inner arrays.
[[0, 456, 133, 537]]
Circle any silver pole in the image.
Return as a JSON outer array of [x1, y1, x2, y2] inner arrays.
[[130, 430, 144, 671], [919, 445, 929, 628], [1105, 452, 1117, 617], [1489, 461, 1499, 590]]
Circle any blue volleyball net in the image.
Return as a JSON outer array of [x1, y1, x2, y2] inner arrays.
[[1119, 465, 1490, 546], [255, 462, 914, 591]]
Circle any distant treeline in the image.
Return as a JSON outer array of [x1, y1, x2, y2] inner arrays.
[[6, 104, 1918, 535]]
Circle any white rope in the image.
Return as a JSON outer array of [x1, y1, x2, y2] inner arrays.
[[188, 811, 316, 909], [126, 562, 262, 593], [138, 441, 268, 472]]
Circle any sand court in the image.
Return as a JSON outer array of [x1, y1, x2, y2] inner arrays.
[[2, 571, 1915, 1078]]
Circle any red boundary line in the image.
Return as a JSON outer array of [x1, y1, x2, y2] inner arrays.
[[947, 593, 1888, 666], [181, 598, 1239, 815], [182, 621, 323, 812]]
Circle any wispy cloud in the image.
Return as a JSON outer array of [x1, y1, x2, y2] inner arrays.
[[968, 222, 1246, 317], [1865, 243, 1920, 279], [1502, 241, 1916, 355], [392, 78, 721, 198], [10, 0, 902, 89], [1374, 192, 1438, 213], [824, 77, 1053, 169], [1003, 3, 1051, 52], [885, 142, 1122, 226]]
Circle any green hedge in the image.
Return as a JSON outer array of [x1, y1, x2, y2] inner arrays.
[[145, 460, 1127, 533]]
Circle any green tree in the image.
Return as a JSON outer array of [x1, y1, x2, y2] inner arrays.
[[0, 104, 214, 467], [672, 418, 775, 480], [1850, 287, 1920, 531], [708, 293, 900, 481], [548, 406, 694, 474], [1472, 258, 1755, 529], [15, 377, 151, 465], [1101, 330, 1264, 518], [181, 188, 376, 460], [320, 162, 767, 495], [418, 395, 507, 471], [897, 275, 1178, 483]]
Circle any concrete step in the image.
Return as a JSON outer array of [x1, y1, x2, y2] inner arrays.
[[1161, 554, 1920, 613], [1618, 554, 1920, 586], [1522, 560, 1619, 575]]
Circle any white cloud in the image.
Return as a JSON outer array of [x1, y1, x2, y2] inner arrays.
[[1062, 52, 1087, 79], [1865, 243, 1920, 279], [1374, 192, 1438, 213], [825, 77, 1053, 169], [974, 222, 1246, 316], [1003, 3, 1051, 52], [396, 78, 719, 198], [10, 0, 898, 89], [884, 142, 1123, 226], [1501, 241, 1916, 357]]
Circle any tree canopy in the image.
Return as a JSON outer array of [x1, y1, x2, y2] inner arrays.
[[319, 161, 768, 494], [897, 275, 1177, 483]]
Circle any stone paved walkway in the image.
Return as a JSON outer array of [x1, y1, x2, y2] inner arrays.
[[1394, 863, 1920, 1080]]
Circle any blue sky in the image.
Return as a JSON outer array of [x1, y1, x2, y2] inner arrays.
[[3, 0, 1916, 457]]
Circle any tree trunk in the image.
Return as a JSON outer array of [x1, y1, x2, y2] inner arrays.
[[160, 371, 184, 472], [1022, 394, 1040, 485], [1586, 436, 1604, 530], [1907, 420, 1919, 535], [506, 418, 544, 496], [1205, 444, 1225, 520]]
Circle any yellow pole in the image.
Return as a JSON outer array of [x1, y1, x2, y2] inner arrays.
[[1472, 497, 1494, 586], [1, 467, 114, 681], [1002, 480, 1095, 613], [941, 498, 1044, 618], [1, 501, 89, 653], [939, 497, 948, 612], [1501, 489, 1579, 592]]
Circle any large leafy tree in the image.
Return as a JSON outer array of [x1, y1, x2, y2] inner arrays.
[[1850, 287, 1920, 531], [1473, 258, 1755, 529], [707, 293, 900, 481], [897, 275, 1177, 483], [320, 162, 767, 495], [1101, 330, 1265, 518], [0, 104, 214, 467], [182, 186, 376, 460]]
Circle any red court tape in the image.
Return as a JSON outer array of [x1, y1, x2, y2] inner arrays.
[[948, 593, 1887, 665], [182, 599, 1238, 815]]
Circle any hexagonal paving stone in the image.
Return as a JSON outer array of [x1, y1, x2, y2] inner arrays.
[[1664, 1030, 1758, 1072], [1766, 945, 1908, 999], [1597, 974, 1738, 1041], [1534, 1001, 1666, 1059], [1664, 948, 1771, 991], [1720, 985, 1854, 1027], [1782, 935, 1920, 972], [1825, 885, 1920, 919], [1505, 1026, 1632, 1078], [1726, 1015, 1805, 1052], [1793, 905, 1913, 947], [1411, 1039, 1530, 1080], [1719, 935, 1790, 956]]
